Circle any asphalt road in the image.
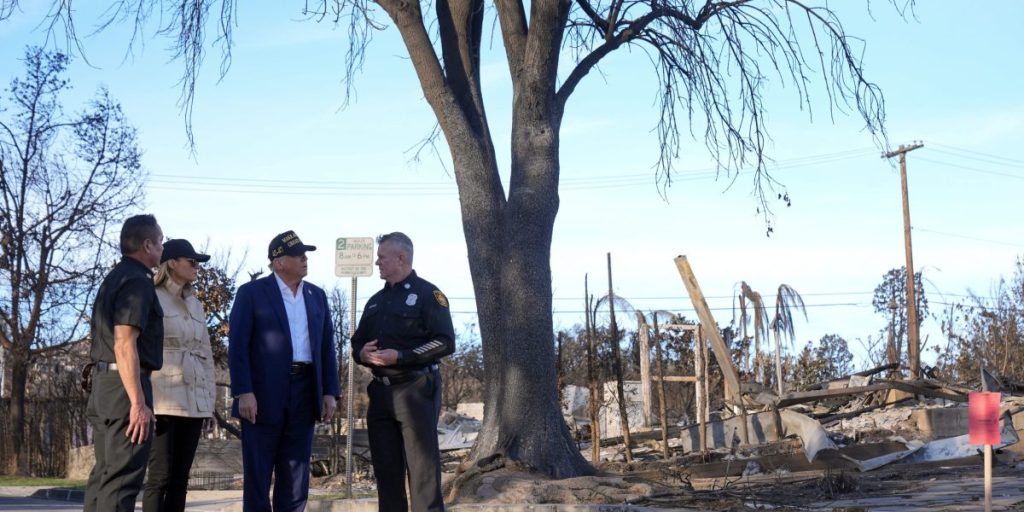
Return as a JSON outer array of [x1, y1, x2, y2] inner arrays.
[[0, 496, 82, 511]]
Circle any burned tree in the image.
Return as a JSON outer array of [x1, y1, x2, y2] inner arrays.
[[11, 0, 908, 477], [872, 267, 928, 376], [0, 47, 144, 475]]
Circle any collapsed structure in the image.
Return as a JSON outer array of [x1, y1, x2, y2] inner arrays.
[[564, 255, 1024, 494]]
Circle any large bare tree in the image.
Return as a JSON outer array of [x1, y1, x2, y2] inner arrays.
[[5, 0, 906, 477], [0, 46, 144, 475]]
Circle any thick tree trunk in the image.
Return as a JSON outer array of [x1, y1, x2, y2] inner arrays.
[[7, 352, 29, 475], [468, 240, 590, 477], [456, 121, 590, 478], [384, 0, 588, 478]]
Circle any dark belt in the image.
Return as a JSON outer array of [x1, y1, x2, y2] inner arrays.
[[290, 361, 313, 375], [372, 364, 438, 386], [94, 361, 152, 377]]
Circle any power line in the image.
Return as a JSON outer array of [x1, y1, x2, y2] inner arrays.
[[443, 290, 1001, 302], [916, 156, 1024, 181], [913, 227, 1024, 248], [145, 148, 877, 196], [445, 299, 1016, 316], [925, 142, 1024, 168], [147, 145, 1024, 198], [440, 301, 873, 315], [928, 148, 1024, 170]]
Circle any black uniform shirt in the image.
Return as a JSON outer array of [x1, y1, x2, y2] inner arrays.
[[352, 270, 455, 376], [90, 256, 164, 370]]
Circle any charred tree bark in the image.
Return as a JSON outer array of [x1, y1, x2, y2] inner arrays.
[[606, 254, 632, 462], [585, 278, 600, 464]]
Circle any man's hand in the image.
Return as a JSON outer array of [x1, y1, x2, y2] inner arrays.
[[321, 395, 338, 422], [361, 339, 400, 366], [238, 392, 258, 424], [126, 402, 155, 444], [359, 339, 379, 363]]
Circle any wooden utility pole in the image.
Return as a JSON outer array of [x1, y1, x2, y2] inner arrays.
[[883, 142, 924, 379]]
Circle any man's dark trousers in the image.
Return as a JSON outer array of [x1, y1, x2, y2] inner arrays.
[[84, 371, 154, 512], [367, 368, 443, 512], [241, 369, 315, 512]]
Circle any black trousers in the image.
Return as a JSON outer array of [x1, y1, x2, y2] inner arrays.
[[367, 368, 444, 512], [143, 415, 204, 512], [84, 371, 154, 512]]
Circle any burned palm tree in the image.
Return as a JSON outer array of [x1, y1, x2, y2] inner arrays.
[[771, 284, 807, 395], [735, 281, 770, 375]]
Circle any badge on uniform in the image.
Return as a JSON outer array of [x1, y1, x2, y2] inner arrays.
[[433, 290, 449, 308], [406, 293, 418, 306]]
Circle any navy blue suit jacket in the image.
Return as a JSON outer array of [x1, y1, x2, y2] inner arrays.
[[228, 274, 340, 426]]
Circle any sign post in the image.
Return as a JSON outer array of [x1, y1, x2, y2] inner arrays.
[[969, 391, 1001, 512], [335, 237, 375, 499]]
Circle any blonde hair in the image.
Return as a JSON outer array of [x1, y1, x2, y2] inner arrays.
[[153, 259, 195, 290], [153, 260, 172, 287]]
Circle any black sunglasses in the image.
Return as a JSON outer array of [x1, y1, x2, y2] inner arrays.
[[180, 258, 200, 268]]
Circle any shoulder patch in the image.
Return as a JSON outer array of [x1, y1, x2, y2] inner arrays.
[[433, 289, 449, 308]]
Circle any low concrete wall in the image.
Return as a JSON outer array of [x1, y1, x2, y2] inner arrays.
[[912, 407, 968, 439], [677, 410, 781, 452]]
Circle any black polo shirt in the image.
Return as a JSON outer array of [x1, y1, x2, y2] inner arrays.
[[90, 256, 164, 370], [352, 270, 455, 377]]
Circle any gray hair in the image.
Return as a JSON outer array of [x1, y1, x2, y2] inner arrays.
[[377, 232, 414, 262]]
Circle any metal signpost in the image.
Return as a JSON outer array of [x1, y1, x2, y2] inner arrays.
[[335, 237, 375, 498]]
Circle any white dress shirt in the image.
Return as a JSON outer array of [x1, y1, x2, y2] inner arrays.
[[275, 273, 313, 363]]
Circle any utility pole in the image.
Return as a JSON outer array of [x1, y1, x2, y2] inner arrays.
[[883, 142, 924, 379]]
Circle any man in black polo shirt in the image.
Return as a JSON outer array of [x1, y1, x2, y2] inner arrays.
[[84, 214, 165, 512], [352, 232, 455, 512]]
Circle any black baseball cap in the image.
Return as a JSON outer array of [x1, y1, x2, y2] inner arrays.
[[160, 239, 211, 264], [268, 230, 317, 259]]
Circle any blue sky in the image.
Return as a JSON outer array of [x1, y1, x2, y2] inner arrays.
[[2, 2, 1022, 368]]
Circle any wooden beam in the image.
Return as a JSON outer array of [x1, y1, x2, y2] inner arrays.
[[653, 375, 698, 382], [775, 383, 893, 408], [661, 323, 698, 331], [775, 381, 966, 408], [637, 312, 652, 428], [674, 255, 742, 404]]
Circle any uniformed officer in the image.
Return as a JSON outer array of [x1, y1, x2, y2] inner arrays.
[[352, 232, 455, 512], [84, 214, 165, 512]]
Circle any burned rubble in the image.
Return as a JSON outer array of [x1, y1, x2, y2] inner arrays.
[[436, 257, 1024, 509]]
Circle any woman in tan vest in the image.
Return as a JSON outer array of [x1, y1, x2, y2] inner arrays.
[[143, 238, 215, 512]]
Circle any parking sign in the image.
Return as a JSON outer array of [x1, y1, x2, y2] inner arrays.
[[334, 237, 374, 277]]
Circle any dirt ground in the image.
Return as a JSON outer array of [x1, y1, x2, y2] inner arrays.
[[435, 453, 1024, 511]]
